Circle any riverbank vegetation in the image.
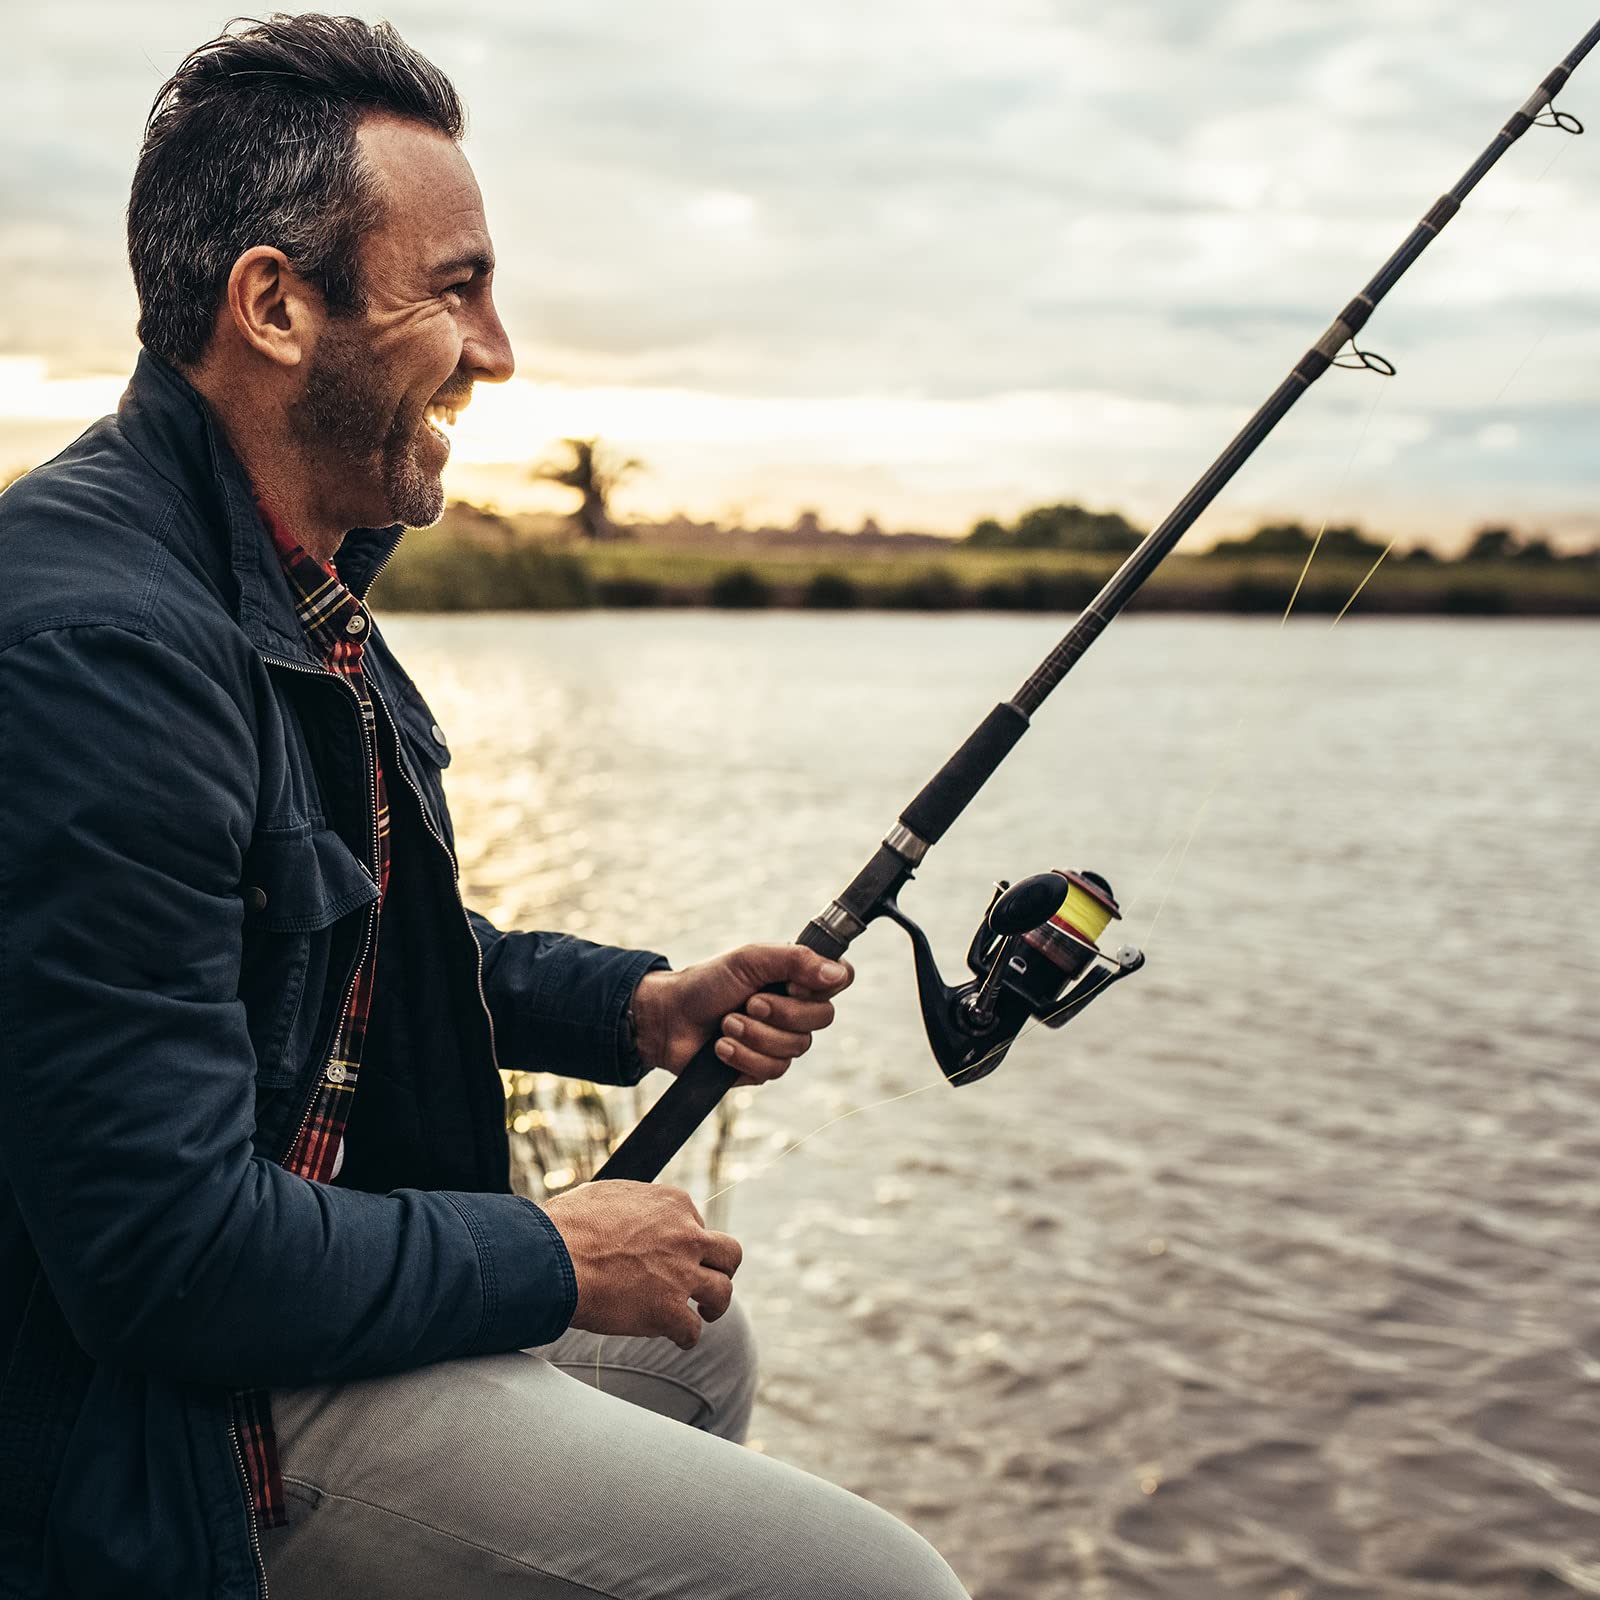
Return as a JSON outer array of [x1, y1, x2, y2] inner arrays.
[[372, 501, 1600, 616]]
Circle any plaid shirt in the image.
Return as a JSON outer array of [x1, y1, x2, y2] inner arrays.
[[231, 518, 393, 1528]]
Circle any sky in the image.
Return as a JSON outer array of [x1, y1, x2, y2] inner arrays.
[[5, 1, 1600, 548]]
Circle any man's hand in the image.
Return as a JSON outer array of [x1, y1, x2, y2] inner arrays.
[[541, 1180, 740, 1348], [629, 944, 854, 1083]]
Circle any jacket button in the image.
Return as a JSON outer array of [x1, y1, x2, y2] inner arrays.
[[345, 614, 367, 636], [326, 1063, 348, 1085], [247, 886, 268, 913], [430, 723, 448, 747]]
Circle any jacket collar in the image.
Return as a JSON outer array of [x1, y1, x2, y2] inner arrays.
[[117, 351, 405, 665]]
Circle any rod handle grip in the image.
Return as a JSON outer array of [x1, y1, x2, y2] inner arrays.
[[594, 1038, 746, 1184]]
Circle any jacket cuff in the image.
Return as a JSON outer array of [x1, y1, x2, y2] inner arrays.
[[441, 1190, 579, 1351], [616, 951, 672, 1084]]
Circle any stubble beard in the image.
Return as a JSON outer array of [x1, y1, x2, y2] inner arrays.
[[292, 318, 447, 530]]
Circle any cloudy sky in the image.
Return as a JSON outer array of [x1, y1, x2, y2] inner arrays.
[[5, 1, 1600, 546]]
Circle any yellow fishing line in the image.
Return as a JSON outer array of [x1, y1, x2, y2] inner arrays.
[[1281, 519, 1330, 623], [1330, 538, 1398, 627], [1055, 877, 1116, 943]]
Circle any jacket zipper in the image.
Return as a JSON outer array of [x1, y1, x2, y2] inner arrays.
[[258, 653, 383, 1166], [229, 1414, 270, 1600], [231, 650, 377, 1600], [349, 541, 499, 1067], [366, 675, 503, 1078], [228, 548, 424, 1597]]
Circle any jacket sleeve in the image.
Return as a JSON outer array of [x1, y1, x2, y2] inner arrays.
[[0, 624, 577, 1388], [467, 915, 669, 1087]]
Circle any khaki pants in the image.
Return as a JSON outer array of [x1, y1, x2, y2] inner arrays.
[[259, 1301, 969, 1599]]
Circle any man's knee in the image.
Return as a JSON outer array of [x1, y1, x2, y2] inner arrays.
[[792, 1490, 971, 1600], [875, 1521, 970, 1600]]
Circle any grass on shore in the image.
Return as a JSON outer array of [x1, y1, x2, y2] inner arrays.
[[374, 525, 1600, 617]]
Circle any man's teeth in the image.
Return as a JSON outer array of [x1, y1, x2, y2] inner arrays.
[[426, 404, 458, 427]]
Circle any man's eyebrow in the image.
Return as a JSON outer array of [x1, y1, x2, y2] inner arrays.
[[431, 251, 495, 279]]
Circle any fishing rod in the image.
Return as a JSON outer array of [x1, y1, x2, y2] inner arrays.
[[597, 21, 1600, 1186]]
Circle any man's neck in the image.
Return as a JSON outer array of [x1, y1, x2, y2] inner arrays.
[[186, 360, 349, 565]]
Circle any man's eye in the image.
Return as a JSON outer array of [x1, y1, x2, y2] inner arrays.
[[441, 281, 471, 301]]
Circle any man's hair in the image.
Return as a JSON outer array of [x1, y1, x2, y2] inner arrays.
[[128, 13, 464, 368]]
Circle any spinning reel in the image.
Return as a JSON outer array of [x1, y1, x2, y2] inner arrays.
[[878, 869, 1144, 1086]]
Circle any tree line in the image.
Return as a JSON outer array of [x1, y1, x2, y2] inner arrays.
[[965, 503, 1599, 564]]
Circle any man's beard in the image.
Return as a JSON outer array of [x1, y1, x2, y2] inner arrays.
[[292, 319, 448, 529]]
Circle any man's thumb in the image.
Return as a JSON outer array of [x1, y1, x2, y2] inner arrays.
[[739, 943, 848, 993]]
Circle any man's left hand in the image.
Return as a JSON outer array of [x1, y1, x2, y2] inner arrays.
[[629, 946, 855, 1083]]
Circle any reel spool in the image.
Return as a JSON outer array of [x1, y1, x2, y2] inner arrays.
[[879, 868, 1144, 1087]]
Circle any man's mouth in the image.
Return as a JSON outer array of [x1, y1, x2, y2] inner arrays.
[[421, 395, 471, 458]]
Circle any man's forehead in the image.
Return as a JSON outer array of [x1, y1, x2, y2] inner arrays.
[[356, 112, 490, 263]]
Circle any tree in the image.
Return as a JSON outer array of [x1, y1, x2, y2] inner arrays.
[[964, 504, 1142, 553], [1205, 522, 1313, 559], [533, 438, 642, 540], [1012, 503, 1142, 553], [1317, 524, 1388, 561], [1464, 526, 1518, 562]]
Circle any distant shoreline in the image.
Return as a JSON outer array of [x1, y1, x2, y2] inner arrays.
[[372, 514, 1600, 618]]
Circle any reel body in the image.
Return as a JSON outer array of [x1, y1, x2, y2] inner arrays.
[[879, 868, 1144, 1086]]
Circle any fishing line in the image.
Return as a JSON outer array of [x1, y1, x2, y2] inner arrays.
[[1330, 538, 1400, 626], [1117, 377, 1392, 943], [1113, 107, 1580, 945]]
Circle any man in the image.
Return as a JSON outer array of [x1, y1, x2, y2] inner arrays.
[[0, 15, 969, 1600]]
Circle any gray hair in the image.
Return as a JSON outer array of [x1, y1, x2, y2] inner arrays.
[[127, 13, 465, 368]]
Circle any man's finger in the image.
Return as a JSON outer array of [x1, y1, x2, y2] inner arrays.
[[797, 955, 853, 995], [744, 994, 835, 1033], [669, 1306, 703, 1350], [735, 945, 853, 998], [700, 1228, 742, 1276], [691, 1269, 734, 1321], [662, 1183, 705, 1229], [713, 1037, 795, 1082], [722, 1013, 812, 1060]]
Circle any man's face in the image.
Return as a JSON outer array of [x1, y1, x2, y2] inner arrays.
[[288, 114, 514, 529]]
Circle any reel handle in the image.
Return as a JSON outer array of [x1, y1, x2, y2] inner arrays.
[[596, 926, 844, 1184], [988, 872, 1071, 936]]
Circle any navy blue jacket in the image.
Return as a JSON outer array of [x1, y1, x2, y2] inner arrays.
[[0, 352, 666, 1598]]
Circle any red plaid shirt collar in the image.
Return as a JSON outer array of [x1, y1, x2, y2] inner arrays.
[[263, 517, 376, 660]]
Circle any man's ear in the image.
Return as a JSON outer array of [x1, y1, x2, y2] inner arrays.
[[224, 247, 320, 368]]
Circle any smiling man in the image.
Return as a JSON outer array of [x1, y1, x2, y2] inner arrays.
[[0, 15, 968, 1600]]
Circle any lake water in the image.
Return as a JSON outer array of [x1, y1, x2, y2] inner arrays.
[[382, 611, 1600, 1600]]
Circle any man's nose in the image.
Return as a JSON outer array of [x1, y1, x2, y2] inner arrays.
[[465, 297, 515, 384]]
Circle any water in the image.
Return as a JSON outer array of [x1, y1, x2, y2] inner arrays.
[[382, 611, 1600, 1600]]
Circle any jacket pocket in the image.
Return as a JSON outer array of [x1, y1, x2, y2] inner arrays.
[[239, 828, 379, 1087], [383, 681, 456, 850]]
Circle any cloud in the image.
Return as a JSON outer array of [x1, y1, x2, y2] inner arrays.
[[5, 0, 1600, 536]]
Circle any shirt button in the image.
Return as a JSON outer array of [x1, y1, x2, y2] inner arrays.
[[345, 614, 367, 636], [326, 1063, 348, 1085], [430, 723, 448, 748], [246, 886, 268, 913]]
